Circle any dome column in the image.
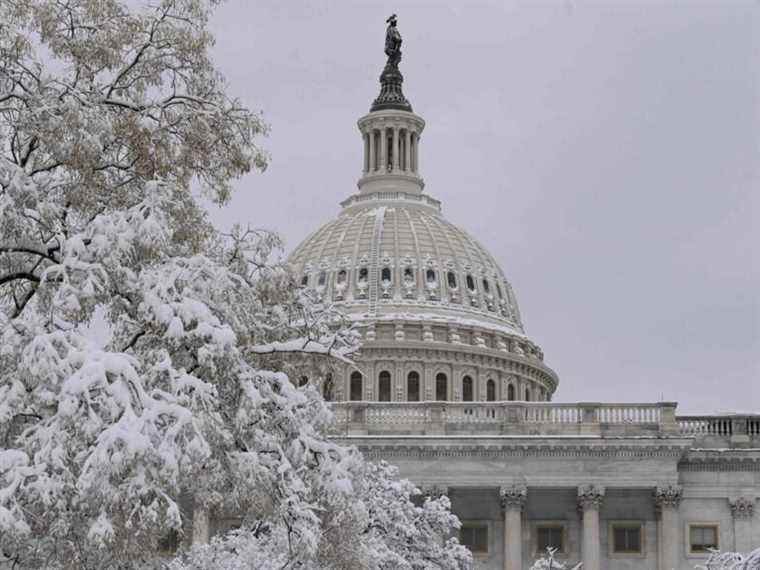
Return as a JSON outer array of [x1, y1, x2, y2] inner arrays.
[[392, 126, 400, 171], [380, 126, 388, 172], [405, 129, 412, 172], [368, 128, 376, 173]]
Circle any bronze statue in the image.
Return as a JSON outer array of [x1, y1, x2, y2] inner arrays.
[[385, 14, 402, 68]]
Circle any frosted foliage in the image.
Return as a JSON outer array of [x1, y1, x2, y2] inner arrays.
[[171, 461, 472, 570], [695, 548, 760, 570], [0, 0, 382, 568], [530, 549, 582, 570]]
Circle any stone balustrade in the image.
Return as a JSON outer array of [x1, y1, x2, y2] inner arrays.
[[329, 401, 760, 446]]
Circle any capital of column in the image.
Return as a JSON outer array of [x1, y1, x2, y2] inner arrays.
[[577, 484, 605, 511], [499, 484, 527, 511], [421, 484, 448, 500], [729, 497, 755, 520], [654, 484, 683, 509]]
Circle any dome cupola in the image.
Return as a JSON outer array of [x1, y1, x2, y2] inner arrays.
[[289, 16, 558, 403]]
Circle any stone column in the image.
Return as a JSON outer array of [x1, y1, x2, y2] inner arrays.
[[729, 497, 755, 552], [392, 126, 400, 171], [380, 126, 388, 171], [363, 132, 370, 173], [413, 133, 420, 172], [578, 485, 605, 570], [405, 129, 412, 172], [655, 485, 682, 570], [368, 129, 376, 173], [500, 484, 527, 570]]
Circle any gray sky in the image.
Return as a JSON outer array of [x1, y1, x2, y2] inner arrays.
[[206, 0, 759, 414]]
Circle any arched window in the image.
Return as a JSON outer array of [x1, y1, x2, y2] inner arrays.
[[378, 371, 391, 402], [486, 379, 496, 402], [298, 376, 308, 387], [301, 274, 309, 286], [403, 266, 414, 282], [336, 269, 347, 284], [539, 387, 545, 401], [350, 372, 363, 401], [507, 383, 516, 401], [426, 269, 436, 283], [482, 279, 490, 294], [525, 387, 531, 402], [435, 373, 448, 401], [466, 274, 476, 291], [358, 267, 368, 282], [381, 267, 391, 282], [407, 371, 420, 402], [447, 271, 457, 289], [318, 271, 327, 287], [496, 282, 503, 299], [323, 373, 334, 402], [462, 376, 474, 402]]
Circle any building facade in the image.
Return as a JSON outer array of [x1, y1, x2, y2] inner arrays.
[[286, 21, 760, 570]]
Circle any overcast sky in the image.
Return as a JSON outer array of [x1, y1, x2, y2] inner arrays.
[[206, 0, 759, 414]]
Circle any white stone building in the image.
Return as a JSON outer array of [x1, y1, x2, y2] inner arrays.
[[286, 22, 760, 570]]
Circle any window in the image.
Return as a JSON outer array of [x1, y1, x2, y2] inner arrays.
[[525, 387, 531, 401], [407, 371, 420, 402], [462, 376, 474, 402], [318, 271, 326, 286], [689, 525, 718, 553], [403, 266, 414, 282], [323, 373, 334, 402], [378, 371, 391, 402], [466, 274, 475, 291], [426, 268, 436, 283], [350, 372, 363, 401], [336, 269, 347, 284], [301, 274, 309, 286], [612, 524, 642, 554], [447, 271, 457, 289], [507, 384, 515, 401], [482, 278, 490, 293], [435, 373, 448, 401], [358, 267, 368, 282], [536, 525, 564, 552], [381, 267, 391, 282], [486, 379, 496, 402], [460, 524, 488, 554]]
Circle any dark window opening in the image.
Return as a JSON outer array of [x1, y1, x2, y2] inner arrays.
[[323, 373, 334, 402], [381, 267, 391, 282], [447, 271, 457, 289], [350, 372, 363, 401], [537, 526, 564, 551], [336, 269, 347, 284], [318, 271, 326, 286], [407, 371, 420, 402], [378, 371, 391, 402], [460, 525, 488, 554], [426, 269, 436, 283], [482, 279, 490, 293], [462, 376, 474, 402], [466, 274, 475, 291], [358, 267, 368, 281], [613, 525, 642, 554], [435, 373, 448, 401], [690, 526, 718, 553], [507, 384, 516, 401], [403, 267, 414, 281], [486, 379, 496, 402], [525, 388, 531, 402], [301, 274, 309, 286]]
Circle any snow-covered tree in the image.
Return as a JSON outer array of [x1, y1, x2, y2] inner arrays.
[[530, 549, 582, 570], [170, 460, 472, 570], [0, 1, 472, 569]]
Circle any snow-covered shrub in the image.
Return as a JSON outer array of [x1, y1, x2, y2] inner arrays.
[[695, 548, 760, 570], [530, 549, 582, 570]]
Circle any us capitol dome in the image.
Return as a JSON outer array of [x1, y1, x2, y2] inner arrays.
[[289, 30, 557, 406], [281, 16, 759, 570]]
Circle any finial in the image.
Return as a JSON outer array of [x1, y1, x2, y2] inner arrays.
[[371, 14, 412, 112]]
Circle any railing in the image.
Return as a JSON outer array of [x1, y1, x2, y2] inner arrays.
[[329, 402, 760, 444], [329, 401, 677, 436]]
